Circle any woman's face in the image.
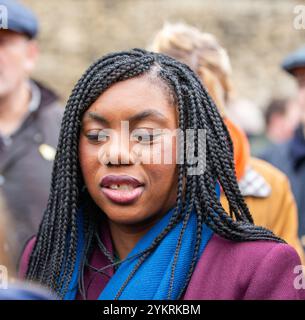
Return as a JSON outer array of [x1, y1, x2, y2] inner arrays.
[[79, 75, 179, 229]]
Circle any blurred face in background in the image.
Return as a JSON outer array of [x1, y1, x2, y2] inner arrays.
[[267, 100, 301, 143], [0, 30, 38, 99], [284, 100, 302, 137], [290, 67, 305, 128], [296, 86, 305, 127]]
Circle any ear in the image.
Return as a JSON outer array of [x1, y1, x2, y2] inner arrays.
[[24, 40, 39, 73]]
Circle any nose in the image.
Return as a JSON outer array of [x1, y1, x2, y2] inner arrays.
[[98, 132, 135, 166]]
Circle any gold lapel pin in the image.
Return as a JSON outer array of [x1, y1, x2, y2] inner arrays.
[[38, 144, 56, 161]]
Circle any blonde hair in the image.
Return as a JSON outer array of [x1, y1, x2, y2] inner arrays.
[[150, 22, 234, 113]]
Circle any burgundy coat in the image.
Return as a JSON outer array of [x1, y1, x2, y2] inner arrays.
[[19, 222, 305, 300]]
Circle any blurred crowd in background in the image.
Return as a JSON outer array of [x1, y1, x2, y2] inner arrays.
[[1, 0, 305, 297]]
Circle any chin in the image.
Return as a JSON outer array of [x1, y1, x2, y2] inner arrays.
[[106, 210, 148, 224]]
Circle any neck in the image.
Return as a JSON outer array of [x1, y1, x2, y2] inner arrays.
[[107, 217, 162, 261], [0, 82, 31, 136]]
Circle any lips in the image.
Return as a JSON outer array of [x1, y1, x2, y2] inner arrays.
[[100, 175, 145, 204]]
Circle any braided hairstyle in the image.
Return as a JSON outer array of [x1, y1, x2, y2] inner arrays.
[[26, 49, 284, 299]]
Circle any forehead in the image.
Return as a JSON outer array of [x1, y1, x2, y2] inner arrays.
[[83, 75, 178, 124]]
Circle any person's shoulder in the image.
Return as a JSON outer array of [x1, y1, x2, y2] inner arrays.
[[206, 233, 298, 263], [186, 234, 305, 299], [34, 80, 64, 121], [249, 157, 290, 186], [18, 236, 36, 280], [250, 157, 286, 177], [39, 100, 63, 120], [258, 142, 290, 163]]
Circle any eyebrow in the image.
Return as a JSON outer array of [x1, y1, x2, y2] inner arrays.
[[84, 112, 109, 125], [127, 109, 167, 124], [84, 109, 167, 125]]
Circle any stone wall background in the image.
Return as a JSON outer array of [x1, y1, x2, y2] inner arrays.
[[22, 0, 305, 109]]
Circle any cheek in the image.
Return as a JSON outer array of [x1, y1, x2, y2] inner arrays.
[[6, 48, 24, 67], [79, 138, 99, 185], [137, 135, 178, 165], [3, 53, 28, 83], [23, 58, 35, 73], [145, 163, 178, 197]]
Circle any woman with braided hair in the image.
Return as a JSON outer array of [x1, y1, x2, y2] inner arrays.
[[19, 48, 304, 300]]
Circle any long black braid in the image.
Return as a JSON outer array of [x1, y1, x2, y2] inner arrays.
[[26, 49, 284, 299]]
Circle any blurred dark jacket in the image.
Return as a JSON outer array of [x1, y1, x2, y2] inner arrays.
[[260, 126, 305, 250], [0, 81, 63, 267]]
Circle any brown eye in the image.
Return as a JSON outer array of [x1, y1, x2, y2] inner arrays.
[[86, 133, 98, 141], [131, 130, 162, 145], [86, 130, 109, 143], [135, 134, 153, 143]]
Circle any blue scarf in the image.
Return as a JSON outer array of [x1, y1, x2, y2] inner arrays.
[[63, 195, 217, 300]]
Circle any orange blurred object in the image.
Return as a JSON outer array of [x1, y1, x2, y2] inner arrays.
[[224, 118, 250, 181]]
